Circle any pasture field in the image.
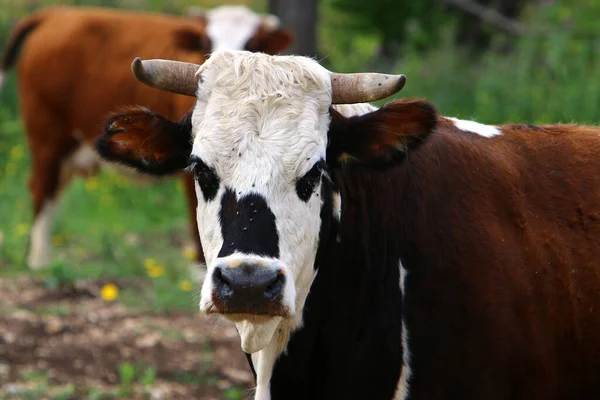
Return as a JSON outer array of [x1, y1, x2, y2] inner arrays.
[[0, 76, 250, 398], [1, 0, 600, 398]]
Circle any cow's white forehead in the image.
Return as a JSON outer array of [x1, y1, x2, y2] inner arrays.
[[191, 51, 333, 184]]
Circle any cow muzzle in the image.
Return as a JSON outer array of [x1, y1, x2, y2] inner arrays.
[[210, 261, 289, 317]]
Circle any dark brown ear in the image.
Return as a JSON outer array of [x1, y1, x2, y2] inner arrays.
[[173, 27, 211, 53], [327, 99, 438, 168], [263, 28, 294, 54], [246, 27, 294, 55], [96, 108, 193, 176]]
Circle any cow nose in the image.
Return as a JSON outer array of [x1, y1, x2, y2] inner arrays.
[[212, 262, 285, 314]]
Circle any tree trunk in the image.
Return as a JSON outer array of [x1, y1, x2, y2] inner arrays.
[[269, 0, 319, 57]]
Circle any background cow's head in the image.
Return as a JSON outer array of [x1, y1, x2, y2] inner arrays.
[[178, 5, 293, 56], [97, 51, 436, 353]]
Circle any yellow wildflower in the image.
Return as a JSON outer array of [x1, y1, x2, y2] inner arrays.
[[15, 223, 29, 236], [178, 280, 193, 292], [100, 283, 119, 301], [147, 265, 165, 278], [182, 247, 197, 261], [85, 177, 99, 191], [10, 145, 24, 161], [144, 258, 157, 270]]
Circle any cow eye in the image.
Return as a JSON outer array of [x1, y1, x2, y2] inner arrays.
[[296, 160, 325, 202], [192, 157, 220, 202]]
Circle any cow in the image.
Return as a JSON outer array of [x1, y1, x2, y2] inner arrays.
[[0, 5, 293, 269], [96, 50, 600, 400]]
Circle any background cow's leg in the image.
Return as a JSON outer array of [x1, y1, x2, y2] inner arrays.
[[181, 174, 207, 280], [23, 109, 77, 269]]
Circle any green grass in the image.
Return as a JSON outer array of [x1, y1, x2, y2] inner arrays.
[[0, 70, 200, 313]]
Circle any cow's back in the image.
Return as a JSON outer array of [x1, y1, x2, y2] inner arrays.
[[16, 6, 201, 141], [399, 124, 600, 399]]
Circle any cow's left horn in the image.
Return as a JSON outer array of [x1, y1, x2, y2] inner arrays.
[[330, 73, 407, 104], [131, 58, 200, 97]]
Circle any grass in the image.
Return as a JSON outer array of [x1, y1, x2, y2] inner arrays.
[[0, 70, 235, 400], [0, 69, 200, 312]]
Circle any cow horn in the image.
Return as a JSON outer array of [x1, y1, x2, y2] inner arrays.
[[330, 73, 407, 104], [131, 58, 200, 97]]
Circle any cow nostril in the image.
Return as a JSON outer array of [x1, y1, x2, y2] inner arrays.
[[264, 272, 285, 300], [214, 267, 233, 296]]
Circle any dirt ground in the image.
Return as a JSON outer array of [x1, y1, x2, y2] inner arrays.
[[0, 276, 254, 399]]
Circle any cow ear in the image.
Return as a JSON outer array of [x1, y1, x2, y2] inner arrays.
[[173, 27, 211, 53], [96, 108, 193, 176], [259, 28, 294, 55], [327, 100, 438, 168]]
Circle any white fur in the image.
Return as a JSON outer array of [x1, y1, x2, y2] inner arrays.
[[251, 342, 277, 400], [70, 144, 98, 171], [0, 71, 5, 90], [27, 201, 56, 269], [206, 6, 279, 52], [448, 117, 502, 138], [332, 102, 378, 117], [332, 191, 342, 222], [394, 261, 411, 400], [190, 51, 333, 396]]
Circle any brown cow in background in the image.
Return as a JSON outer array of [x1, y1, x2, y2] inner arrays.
[[0, 5, 293, 270]]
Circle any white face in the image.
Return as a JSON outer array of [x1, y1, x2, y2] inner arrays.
[[206, 6, 273, 51], [190, 51, 335, 352]]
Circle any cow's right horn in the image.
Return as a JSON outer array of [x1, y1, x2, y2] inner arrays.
[[330, 72, 407, 104], [131, 58, 200, 97]]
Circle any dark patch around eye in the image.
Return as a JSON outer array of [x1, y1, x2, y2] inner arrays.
[[313, 176, 339, 271], [218, 188, 279, 258], [296, 159, 325, 202], [192, 157, 220, 201]]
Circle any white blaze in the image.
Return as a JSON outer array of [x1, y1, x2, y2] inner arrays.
[[448, 117, 502, 138]]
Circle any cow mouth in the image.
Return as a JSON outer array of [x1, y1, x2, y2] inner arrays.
[[203, 307, 288, 353], [205, 303, 290, 319], [209, 287, 290, 318], [201, 310, 285, 353]]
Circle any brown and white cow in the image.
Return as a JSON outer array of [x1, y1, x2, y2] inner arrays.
[[0, 5, 292, 269], [97, 51, 600, 400]]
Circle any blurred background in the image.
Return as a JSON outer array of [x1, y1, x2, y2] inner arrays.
[[0, 0, 599, 398]]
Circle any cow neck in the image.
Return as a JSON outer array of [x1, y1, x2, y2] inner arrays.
[[268, 164, 406, 399]]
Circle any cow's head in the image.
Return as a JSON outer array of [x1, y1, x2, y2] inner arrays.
[[178, 5, 293, 55], [97, 51, 435, 353]]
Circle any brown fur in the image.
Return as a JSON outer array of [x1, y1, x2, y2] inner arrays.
[[329, 99, 437, 167], [1, 6, 292, 266], [99, 108, 193, 174], [95, 98, 600, 397], [330, 102, 600, 399]]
